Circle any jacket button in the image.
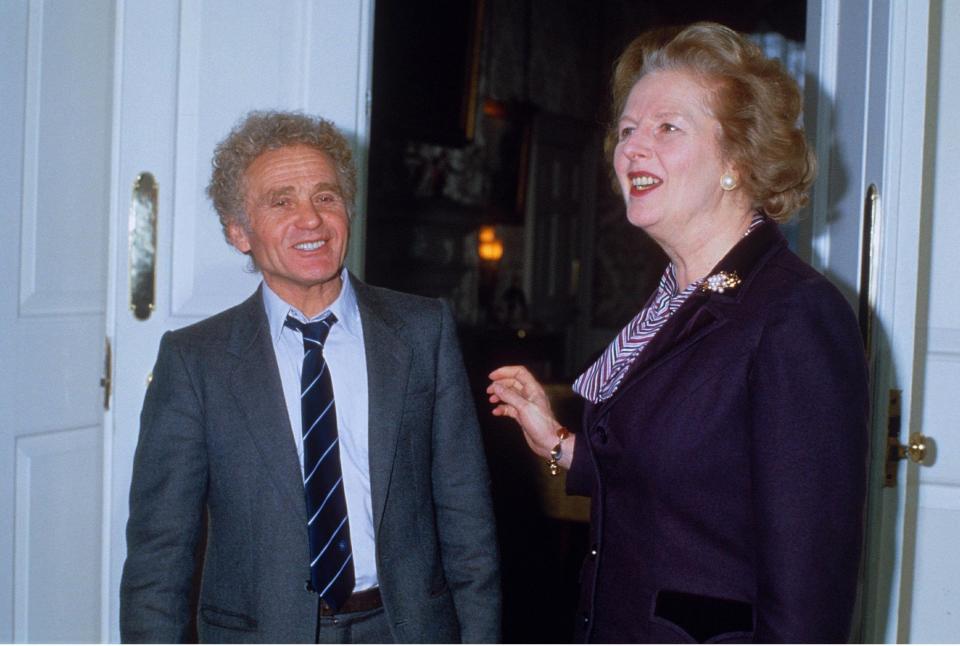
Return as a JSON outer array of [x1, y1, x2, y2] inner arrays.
[[589, 545, 598, 559], [595, 426, 608, 444], [581, 612, 590, 626]]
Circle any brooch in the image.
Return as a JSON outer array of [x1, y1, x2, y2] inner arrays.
[[700, 270, 742, 294]]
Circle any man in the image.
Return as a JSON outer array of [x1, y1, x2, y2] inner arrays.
[[119, 111, 500, 643]]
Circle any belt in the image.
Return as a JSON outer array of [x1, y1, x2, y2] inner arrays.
[[319, 587, 382, 616]]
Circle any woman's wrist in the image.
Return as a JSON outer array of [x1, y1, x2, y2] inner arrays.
[[547, 426, 574, 475]]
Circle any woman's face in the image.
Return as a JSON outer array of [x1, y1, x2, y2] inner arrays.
[[613, 69, 730, 239]]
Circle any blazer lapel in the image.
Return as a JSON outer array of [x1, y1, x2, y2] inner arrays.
[[226, 288, 306, 518], [592, 219, 787, 419], [352, 278, 413, 534], [594, 290, 724, 417]]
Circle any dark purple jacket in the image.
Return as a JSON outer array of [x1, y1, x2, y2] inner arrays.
[[567, 220, 869, 643]]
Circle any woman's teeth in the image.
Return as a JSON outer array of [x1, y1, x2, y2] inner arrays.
[[631, 175, 661, 190]]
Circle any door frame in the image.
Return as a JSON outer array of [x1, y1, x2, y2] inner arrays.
[[806, 0, 932, 641], [89, 0, 932, 640]]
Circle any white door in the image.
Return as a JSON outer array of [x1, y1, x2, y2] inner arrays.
[[883, 1, 960, 640], [105, 1, 372, 641], [1, 0, 372, 642], [810, 0, 960, 641], [0, 0, 115, 641]]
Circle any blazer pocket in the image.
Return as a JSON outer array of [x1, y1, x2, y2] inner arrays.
[[200, 604, 258, 632], [652, 589, 753, 643]]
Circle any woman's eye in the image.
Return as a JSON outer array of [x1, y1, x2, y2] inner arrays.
[[619, 126, 634, 140], [660, 123, 679, 133]]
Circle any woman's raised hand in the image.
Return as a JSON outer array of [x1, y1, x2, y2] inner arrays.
[[487, 365, 566, 460]]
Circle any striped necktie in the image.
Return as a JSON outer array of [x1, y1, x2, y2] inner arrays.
[[284, 314, 355, 610]]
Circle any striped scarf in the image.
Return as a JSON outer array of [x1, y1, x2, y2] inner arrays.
[[572, 265, 695, 403], [573, 214, 764, 404]]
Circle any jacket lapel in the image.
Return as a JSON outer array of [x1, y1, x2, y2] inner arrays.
[[352, 277, 413, 534], [592, 219, 786, 419], [226, 288, 306, 518], [594, 290, 724, 417]]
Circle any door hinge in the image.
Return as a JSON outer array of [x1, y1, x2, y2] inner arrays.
[[883, 389, 902, 487], [100, 336, 112, 411]]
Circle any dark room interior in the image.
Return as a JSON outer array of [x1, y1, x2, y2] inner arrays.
[[364, 0, 806, 640]]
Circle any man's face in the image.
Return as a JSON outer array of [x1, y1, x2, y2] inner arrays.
[[228, 145, 350, 315]]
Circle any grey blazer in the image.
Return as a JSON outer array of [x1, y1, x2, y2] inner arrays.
[[119, 278, 501, 643]]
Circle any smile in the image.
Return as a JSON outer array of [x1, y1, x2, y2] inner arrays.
[[294, 240, 325, 251], [630, 174, 662, 191]]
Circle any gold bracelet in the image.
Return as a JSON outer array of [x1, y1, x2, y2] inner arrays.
[[548, 427, 570, 476]]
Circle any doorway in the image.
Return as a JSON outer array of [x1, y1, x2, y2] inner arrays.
[[364, 0, 806, 641]]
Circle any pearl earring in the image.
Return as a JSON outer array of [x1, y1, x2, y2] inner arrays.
[[720, 173, 738, 191]]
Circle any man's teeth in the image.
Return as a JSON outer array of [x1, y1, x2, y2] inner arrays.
[[631, 175, 661, 190], [295, 240, 325, 251]]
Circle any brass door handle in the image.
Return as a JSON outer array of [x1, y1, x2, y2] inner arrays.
[[100, 337, 112, 410], [889, 433, 930, 466], [896, 432, 928, 464], [129, 172, 158, 320]]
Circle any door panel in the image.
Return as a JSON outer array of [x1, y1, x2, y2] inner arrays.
[[14, 428, 102, 643], [0, 0, 114, 641], [19, 0, 112, 316], [908, 485, 960, 642], [901, 4, 960, 636]]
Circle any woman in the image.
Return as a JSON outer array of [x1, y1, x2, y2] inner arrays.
[[488, 23, 868, 643]]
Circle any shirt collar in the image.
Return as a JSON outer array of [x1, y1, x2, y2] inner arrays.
[[261, 269, 362, 343]]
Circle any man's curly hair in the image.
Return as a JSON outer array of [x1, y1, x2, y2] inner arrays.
[[207, 111, 357, 239]]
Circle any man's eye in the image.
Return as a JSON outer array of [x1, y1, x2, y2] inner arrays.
[[272, 199, 289, 208], [660, 123, 679, 133]]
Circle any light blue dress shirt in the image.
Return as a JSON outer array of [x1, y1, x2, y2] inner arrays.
[[261, 271, 377, 592]]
